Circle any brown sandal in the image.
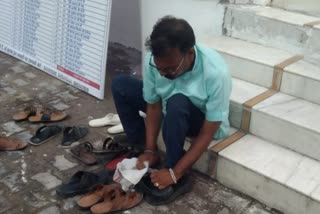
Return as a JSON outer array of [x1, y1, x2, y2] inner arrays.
[[77, 183, 121, 209], [28, 107, 67, 123], [13, 106, 39, 121], [71, 143, 97, 165], [91, 186, 143, 214], [0, 136, 28, 151]]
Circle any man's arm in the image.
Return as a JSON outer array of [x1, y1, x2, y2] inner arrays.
[[173, 120, 221, 180], [150, 120, 221, 189], [145, 102, 162, 151], [136, 101, 162, 169]]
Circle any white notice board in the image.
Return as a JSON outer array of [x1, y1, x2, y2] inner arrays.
[[0, 0, 112, 99]]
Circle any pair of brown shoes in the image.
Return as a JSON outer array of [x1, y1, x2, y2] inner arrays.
[[78, 183, 143, 214], [13, 106, 67, 123], [0, 136, 27, 151]]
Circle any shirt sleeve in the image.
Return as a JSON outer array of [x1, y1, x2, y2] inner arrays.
[[205, 69, 231, 122], [143, 53, 161, 104]]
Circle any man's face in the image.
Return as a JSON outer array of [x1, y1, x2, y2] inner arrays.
[[150, 48, 194, 80]]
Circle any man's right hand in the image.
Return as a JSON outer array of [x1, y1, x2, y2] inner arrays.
[[136, 152, 159, 170]]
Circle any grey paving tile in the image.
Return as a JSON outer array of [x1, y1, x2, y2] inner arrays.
[[245, 203, 273, 214], [24, 72, 37, 79], [0, 172, 21, 193], [31, 171, 62, 190], [0, 191, 12, 213], [1, 121, 25, 136], [53, 155, 77, 171], [212, 190, 251, 214], [38, 206, 60, 214], [56, 91, 79, 102], [10, 65, 25, 73], [13, 79, 28, 86], [53, 103, 70, 111], [2, 87, 17, 95]]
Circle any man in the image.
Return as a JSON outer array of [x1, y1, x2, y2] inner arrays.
[[112, 16, 231, 204]]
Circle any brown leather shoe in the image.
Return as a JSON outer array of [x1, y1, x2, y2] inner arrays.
[[0, 136, 28, 151]]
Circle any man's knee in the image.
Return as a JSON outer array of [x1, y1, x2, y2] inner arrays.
[[111, 75, 129, 95], [166, 93, 190, 115]]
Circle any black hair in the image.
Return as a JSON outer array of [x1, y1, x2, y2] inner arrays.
[[145, 16, 196, 57]]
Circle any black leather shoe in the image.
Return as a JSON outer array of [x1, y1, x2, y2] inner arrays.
[[135, 173, 173, 199], [56, 170, 112, 198], [142, 174, 192, 206]]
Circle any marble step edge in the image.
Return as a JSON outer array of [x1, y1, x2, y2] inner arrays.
[[225, 4, 320, 28]]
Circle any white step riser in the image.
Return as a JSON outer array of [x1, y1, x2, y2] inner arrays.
[[221, 53, 274, 88], [229, 101, 243, 129], [216, 156, 320, 214], [224, 6, 320, 55], [281, 72, 320, 105], [250, 110, 320, 161], [224, 52, 320, 105]]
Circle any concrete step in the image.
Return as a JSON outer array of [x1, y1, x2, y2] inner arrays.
[[270, 0, 320, 17], [282, 59, 320, 105], [230, 78, 268, 128], [204, 36, 320, 105], [251, 92, 320, 161], [204, 36, 295, 88], [223, 5, 320, 57], [216, 134, 320, 214], [226, 0, 270, 6]]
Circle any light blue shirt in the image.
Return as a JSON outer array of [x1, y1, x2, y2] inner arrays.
[[143, 44, 232, 139]]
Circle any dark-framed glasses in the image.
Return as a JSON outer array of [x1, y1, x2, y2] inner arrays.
[[149, 55, 185, 74]]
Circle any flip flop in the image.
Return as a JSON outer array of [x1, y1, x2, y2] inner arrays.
[[77, 183, 121, 210], [13, 106, 39, 122], [28, 107, 67, 123], [61, 126, 88, 147], [91, 187, 143, 214], [90, 186, 143, 214], [0, 136, 28, 151], [107, 124, 124, 134], [29, 125, 63, 146], [89, 113, 121, 127], [70, 143, 97, 165]]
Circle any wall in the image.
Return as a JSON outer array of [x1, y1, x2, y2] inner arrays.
[[140, 0, 225, 53], [109, 0, 141, 50]]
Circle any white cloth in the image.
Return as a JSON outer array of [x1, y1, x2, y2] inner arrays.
[[113, 158, 148, 191]]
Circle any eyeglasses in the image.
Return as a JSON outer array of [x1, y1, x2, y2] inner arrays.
[[149, 55, 185, 74]]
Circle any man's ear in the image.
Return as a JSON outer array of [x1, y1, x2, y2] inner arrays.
[[187, 48, 195, 59]]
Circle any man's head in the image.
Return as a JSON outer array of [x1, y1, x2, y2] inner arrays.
[[146, 16, 196, 80]]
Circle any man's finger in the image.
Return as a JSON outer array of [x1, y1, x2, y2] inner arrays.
[[136, 160, 145, 169]]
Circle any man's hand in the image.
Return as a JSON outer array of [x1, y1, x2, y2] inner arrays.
[[150, 169, 175, 189], [136, 152, 159, 170]]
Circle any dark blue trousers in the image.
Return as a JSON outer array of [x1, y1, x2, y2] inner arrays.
[[111, 75, 204, 168]]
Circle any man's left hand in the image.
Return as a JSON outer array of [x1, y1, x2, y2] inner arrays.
[[150, 169, 175, 189]]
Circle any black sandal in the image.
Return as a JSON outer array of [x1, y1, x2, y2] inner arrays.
[[29, 125, 63, 146], [61, 126, 88, 147]]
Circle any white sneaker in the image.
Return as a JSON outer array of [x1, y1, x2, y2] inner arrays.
[[107, 124, 124, 134], [89, 113, 121, 127]]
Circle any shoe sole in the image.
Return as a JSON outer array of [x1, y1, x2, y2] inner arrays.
[[29, 135, 59, 146], [145, 183, 192, 206]]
